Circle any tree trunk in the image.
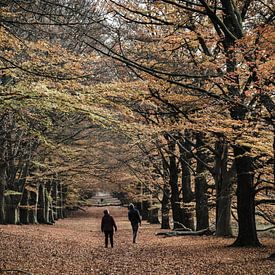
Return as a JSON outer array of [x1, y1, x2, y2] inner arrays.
[[168, 138, 183, 229], [148, 207, 160, 224], [214, 139, 232, 236], [156, 228, 213, 237], [0, 120, 7, 224], [37, 183, 47, 223], [195, 133, 209, 231], [161, 184, 170, 229], [0, 165, 6, 224], [232, 145, 260, 246], [179, 133, 195, 230], [59, 183, 64, 219], [45, 188, 51, 224], [220, 3, 260, 246], [46, 185, 55, 224], [195, 174, 209, 231], [52, 181, 58, 220], [179, 133, 193, 203], [29, 188, 38, 224], [20, 187, 30, 224], [215, 176, 232, 236], [141, 200, 150, 220], [6, 194, 20, 224], [181, 207, 195, 231]]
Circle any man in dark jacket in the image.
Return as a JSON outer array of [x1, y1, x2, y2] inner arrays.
[[101, 209, 117, 248], [128, 203, 141, 243]]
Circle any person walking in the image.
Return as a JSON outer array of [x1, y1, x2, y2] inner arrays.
[[128, 203, 141, 243], [101, 209, 117, 248]]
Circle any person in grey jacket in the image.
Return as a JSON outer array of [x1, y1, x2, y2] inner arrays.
[[128, 203, 141, 243], [101, 209, 117, 248]]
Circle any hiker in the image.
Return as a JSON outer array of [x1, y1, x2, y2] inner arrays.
[[128, 203, 141, 243], [101, 209, 117, 248]]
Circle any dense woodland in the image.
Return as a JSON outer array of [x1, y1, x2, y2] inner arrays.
[[0, 0, 274, 248]]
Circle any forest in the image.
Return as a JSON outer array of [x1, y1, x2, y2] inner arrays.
[[0, 1, 274, 272]]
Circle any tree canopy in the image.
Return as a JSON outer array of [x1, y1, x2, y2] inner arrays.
[[0, 0, 274, 247]]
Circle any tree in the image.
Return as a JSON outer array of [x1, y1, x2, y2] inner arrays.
[[93, 0, 274, 247], [0, 0, 128, 224], [1, 1, 273, 248]]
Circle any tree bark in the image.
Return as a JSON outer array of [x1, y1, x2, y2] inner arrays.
[[220, 2, 260, 246], [195, 133, 209, 231], [148, 207, 160, 224], [37, 183, 47, 223], [0, 162, 6, 224], [161, 184, 170, 229], [46, 184, 55, 224], [181, 207, 195, 231], [29, 188, 38, 224], [232, 145, 261, 246], [59, 183, 64, 219], [6, 194, 21, 224], [20, 187, 30, 224], [179, 133, 193, 203], [156, 228, 213, 237], [179, 132, 195, 230], [214, 139, 232, 236], [167, 137, 183, 230], [0, 117, 7, 224], [52, 181, 58, 220]]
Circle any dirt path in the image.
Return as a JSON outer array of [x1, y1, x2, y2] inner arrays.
[[0, 206, 274, 275]]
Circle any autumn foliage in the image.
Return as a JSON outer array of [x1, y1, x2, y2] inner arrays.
[[0, 0, 274, 250]]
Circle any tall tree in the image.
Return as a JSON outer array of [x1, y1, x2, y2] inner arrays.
[[95, 0, 274, 246]]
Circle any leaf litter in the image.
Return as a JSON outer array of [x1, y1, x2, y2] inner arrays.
[[0, 206, 274, 274]]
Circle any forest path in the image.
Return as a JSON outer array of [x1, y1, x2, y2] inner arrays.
[[0, 206, 274, 275], [87, 192, 122, 206]]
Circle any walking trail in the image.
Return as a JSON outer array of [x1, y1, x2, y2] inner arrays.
[[0, 206, 274, 274]]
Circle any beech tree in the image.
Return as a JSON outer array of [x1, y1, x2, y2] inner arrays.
[[0, 0, 274, 249], [89, 0, 274, 246], [0, 0, 123, 223]]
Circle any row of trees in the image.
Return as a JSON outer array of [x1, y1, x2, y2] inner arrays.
[[0, 109, 65, 224], [110, 81, 273, 245], [99, 0, 274, 247], [0, 0, 119, 224], [0, 0, 274, 248]]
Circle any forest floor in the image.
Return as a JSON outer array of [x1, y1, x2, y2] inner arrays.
[[0, 206, 274, 275]]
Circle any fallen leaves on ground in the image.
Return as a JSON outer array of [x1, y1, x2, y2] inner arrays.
[[0, 207, 274, 274]]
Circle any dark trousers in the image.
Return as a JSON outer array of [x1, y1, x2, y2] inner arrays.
[[131, 223, 139, 243], [104, 230, 114, 247]]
